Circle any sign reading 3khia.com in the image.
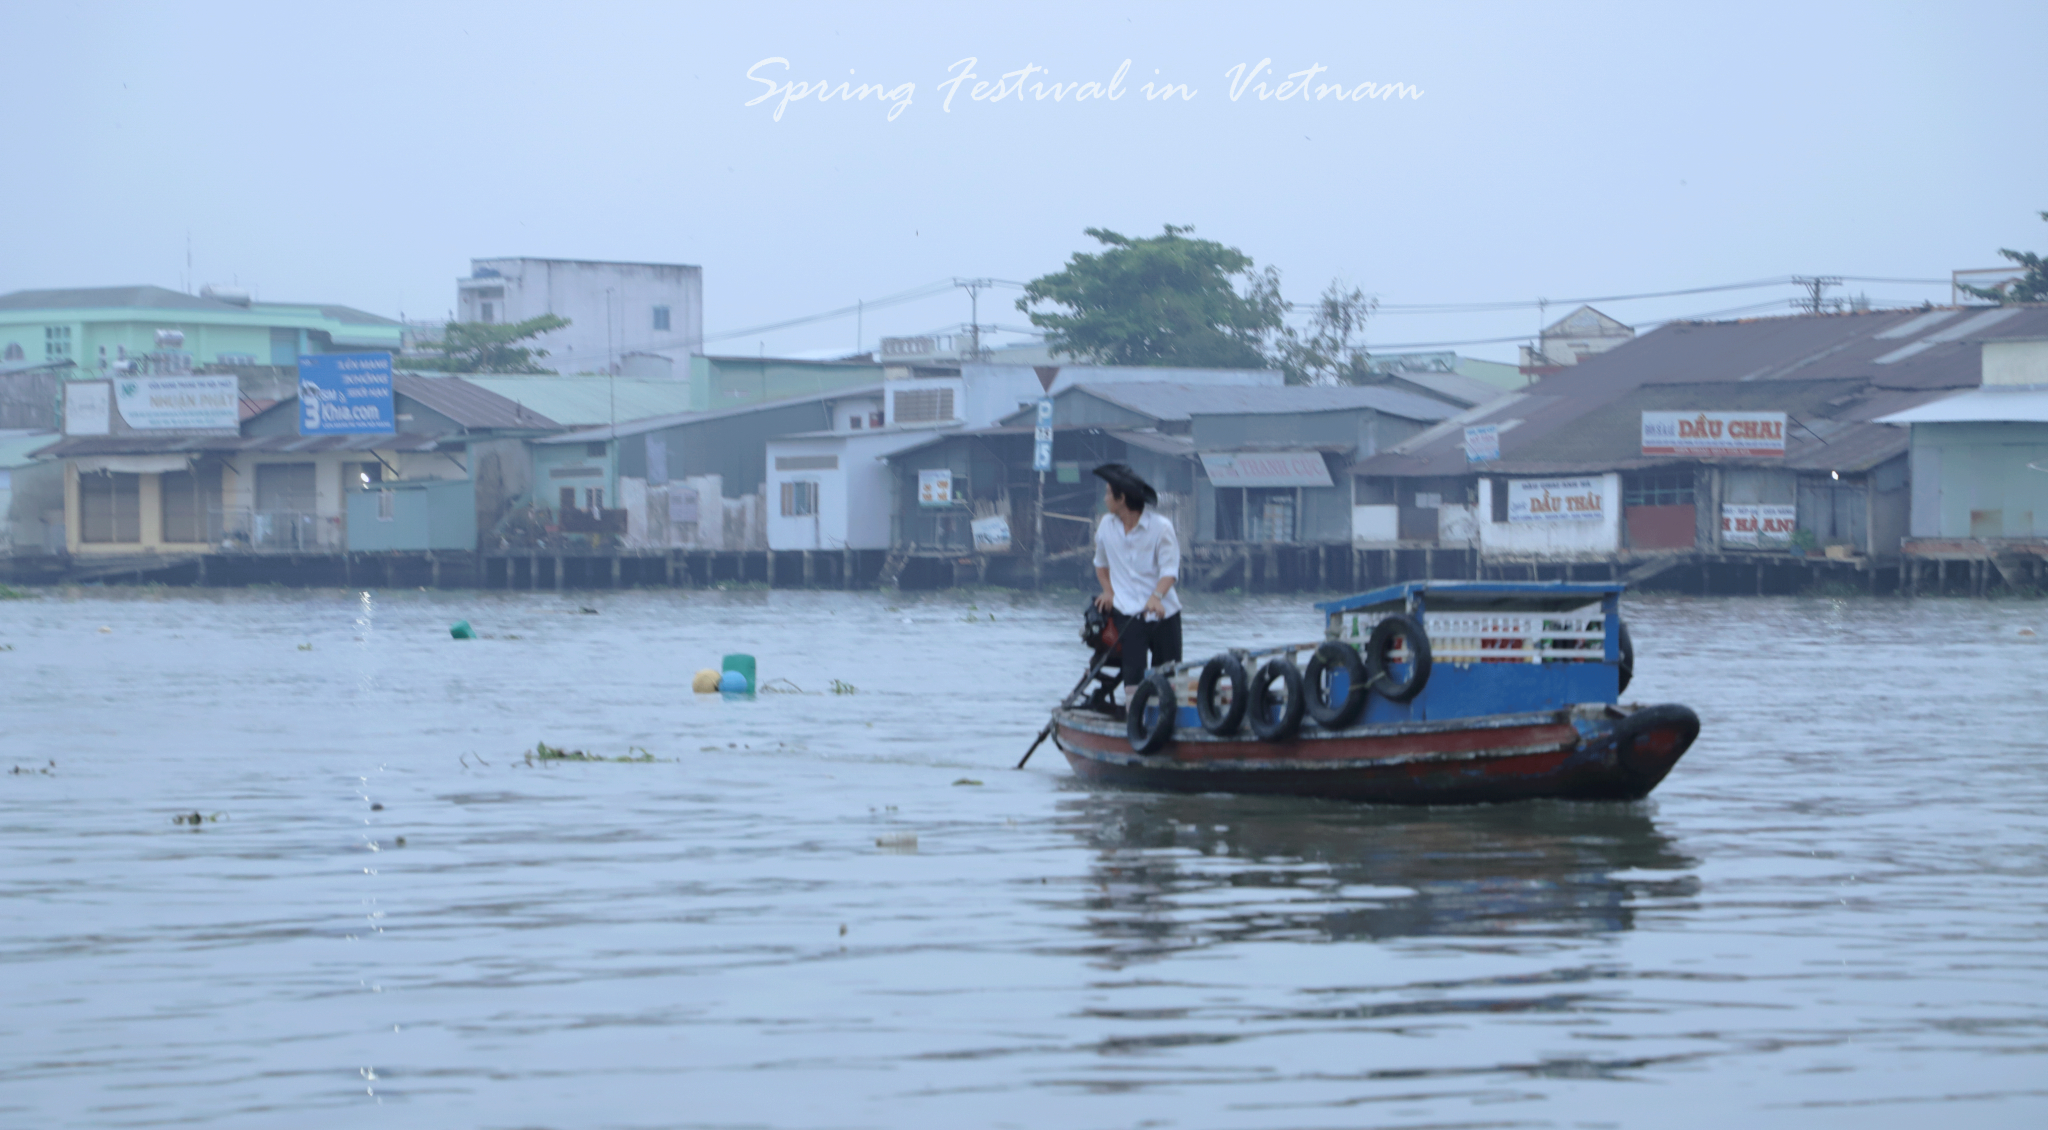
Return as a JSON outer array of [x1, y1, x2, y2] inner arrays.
[[298, 352, 395, 436]]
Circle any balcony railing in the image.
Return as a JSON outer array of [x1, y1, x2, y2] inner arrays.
[[208, 507, 342, 553]]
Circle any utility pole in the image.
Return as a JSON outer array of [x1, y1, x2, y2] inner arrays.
[[1791, 276, 1842, 315], [956, 278, 992, 360]]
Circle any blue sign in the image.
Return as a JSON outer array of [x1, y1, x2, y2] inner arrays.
[[298, 352, 394, 435], [1032, 398, 1054, 472]]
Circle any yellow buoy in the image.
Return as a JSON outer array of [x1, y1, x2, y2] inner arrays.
[[691, 668, 722, 694]]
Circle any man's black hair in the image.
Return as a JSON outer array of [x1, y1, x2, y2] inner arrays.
[[1092, 463, 1157, 512]]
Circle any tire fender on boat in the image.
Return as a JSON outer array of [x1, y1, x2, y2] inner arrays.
[[1248, 658, 1306, 742], [1303, 641, 1369, 730], [1196, 654, 1250, 736], [1365, 613, 1432, 703], [1610, 703, 1700, 789], [1125, 670, 1177, 754], [1616, 619, 1636, 695]]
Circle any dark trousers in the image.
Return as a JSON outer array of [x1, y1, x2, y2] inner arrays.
[[1114, 611, 1183, 686]]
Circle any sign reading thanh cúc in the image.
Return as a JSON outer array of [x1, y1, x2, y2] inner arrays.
[[1198, 451, 1333, 488], [114, 376, 239, 431], [1641, 410, 1786, 457], [297, 352, 395, 435], [1507, 477, 1605, 522]]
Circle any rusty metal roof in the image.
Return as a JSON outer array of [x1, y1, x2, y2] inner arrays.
[[31, 432, 452, 459], [1353, 307, 2048, 478], [391, 374, 560, 430]]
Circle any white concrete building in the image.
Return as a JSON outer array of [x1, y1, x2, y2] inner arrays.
[[455, 258, 702, 377], [1518, 305, 1634, 370]]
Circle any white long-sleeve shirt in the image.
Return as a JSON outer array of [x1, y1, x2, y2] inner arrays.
[[1093, 510, 1182, 619]]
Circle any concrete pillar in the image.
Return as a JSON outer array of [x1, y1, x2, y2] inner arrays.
[[802, 550, 814, 588], [430, 553, 441, 589], [611, 556, 622, 588], [555, 555, 565, 592]]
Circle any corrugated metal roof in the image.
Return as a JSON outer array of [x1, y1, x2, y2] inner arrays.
[[1350, 308, 2016, 479], [540, 383, 885, 442], [0, 286, 401, 328], [1078, 382, 1455, 423], [457, 377, 700, 428], [394, 374, 559, 430], [1875, 387, 2048, 424], [1110, 430, 1197, 456], [0, 431, 58, 467], [31, 433, 450, 459]]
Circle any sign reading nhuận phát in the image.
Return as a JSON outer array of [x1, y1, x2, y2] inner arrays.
[[1721, 503, 1796, 544], [1198, 451, 1333, 488], [1507, 477, 1605, 522], [1641, 410, 1786, 457], [114, 376, 239, 431]]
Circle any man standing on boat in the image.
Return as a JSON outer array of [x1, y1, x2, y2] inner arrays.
[[1091, 463, 1182, 710]]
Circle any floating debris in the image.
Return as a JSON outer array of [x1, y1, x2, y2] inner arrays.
[[875, 831, 918, 852], [829, 679, 858, 695], [527, 742, 660, 764], [0, 584, 31, 600], [759, 677, 804, 694], [577, 606, 599, 615], [952, 778, 984, 787], [10, 760, 55, 776], [297, 642, 314, 651], [370, 803, 384, 811], [172, 811, 226, 826], [98, 626, 112, 634]]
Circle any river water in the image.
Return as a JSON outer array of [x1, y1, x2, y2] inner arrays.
[[2, 585, 2045, 1129]]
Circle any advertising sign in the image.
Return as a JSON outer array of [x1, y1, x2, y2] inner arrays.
[[114, 375, 238, 431], [1032, 397, 1053, 472], [1507, 477, 1605, 522], [64, 381, 111, 436], [1198, 451, 1333, 488], [1722, 503, 1796, 544], [297, 352, 395, 435], [1641, 410, 1786, 457], [1464, 423, 1500, 463], [917, 468, 954, 506], [971, 515, 1012, 552]]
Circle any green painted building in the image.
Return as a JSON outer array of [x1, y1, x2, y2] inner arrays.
[[0, 285, 403, 374]]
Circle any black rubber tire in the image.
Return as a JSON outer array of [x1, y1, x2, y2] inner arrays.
[[1196, 654, 1249, 736], [1611, 703, 1700, 792], [1248, 658, 1305, 742], [1365, 613, 1433, 703], [1303, 641, 1369, 730], [1125, 670, 1177, 754], [1616, 620, 1635, 696]]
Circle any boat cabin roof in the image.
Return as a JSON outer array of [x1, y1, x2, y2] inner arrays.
[[1316, 580, 1625, 616]]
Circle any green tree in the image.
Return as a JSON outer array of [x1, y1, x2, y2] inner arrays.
[[1018, 226, 1287, 368], [1961, 211, 2048, 304], [406, 313, 571, 373], [1273, 281, 1378, 386]]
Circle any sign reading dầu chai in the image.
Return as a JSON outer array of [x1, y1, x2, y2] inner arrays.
[[1507, 477, 1605, 522], [1641, 411, 1786, 457]]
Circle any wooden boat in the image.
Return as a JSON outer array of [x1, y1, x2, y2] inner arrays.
[[1049, 581, 1700, 805]]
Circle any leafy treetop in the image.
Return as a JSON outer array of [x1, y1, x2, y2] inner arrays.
[[1961, 211, 2048, 305], [406, 313, 571, 373], [1017, 226, 1286, 369]]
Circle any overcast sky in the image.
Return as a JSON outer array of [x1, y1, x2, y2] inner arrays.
[[5, 1, 2043, 363]]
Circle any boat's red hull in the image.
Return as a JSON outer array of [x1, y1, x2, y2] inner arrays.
[[1052, 704, 1698, 805]]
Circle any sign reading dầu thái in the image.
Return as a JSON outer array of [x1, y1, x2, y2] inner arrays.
[[1641, 411, 1786, 457], [1507, 477, 1605, 522]]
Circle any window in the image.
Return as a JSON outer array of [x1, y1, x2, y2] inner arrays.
[[377, 490, 395, 521], [652, 306, 671, 332], [892, 387, 955, 424], [586, 442, 607, 457], [849, 416, 863, 430], [869, 410, 884, 429], [480, 302, 495, 324], [1490, 478, 1510, 523], [781, 480, 818, 517], [160, 468, 217, 543], [584, 487, 604, 512], [45, 326, 72, 360], [1623, 470, 1696, 507], [3, 343, 21, 361], [79, 472, 141, 543], [774, 455, 838, 471]]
